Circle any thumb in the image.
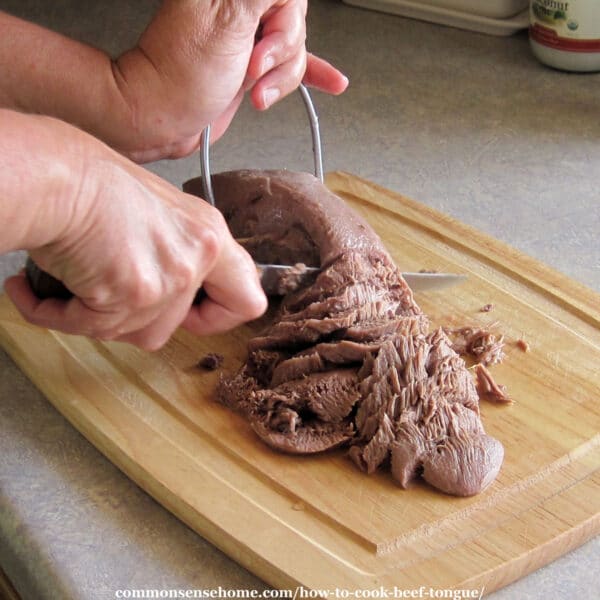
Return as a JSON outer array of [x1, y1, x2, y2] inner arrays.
[[182, 239, 267, 336]]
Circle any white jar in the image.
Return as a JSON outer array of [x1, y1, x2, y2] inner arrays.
[[530, 0, 600, 72]]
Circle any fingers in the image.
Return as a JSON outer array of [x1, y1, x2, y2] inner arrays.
[[246, 0, 306, 109], [249, 48, 307, 110], [113, 291, 196, 351], [181, 241, 267, 337], [247, 5, 306, 83], [6, 275, 191, 351], [4, 272, 57, 327], [4, 272, 124, 338], [303, 53, 349, 95], [246, 1, 348, 110], [5, 260, 256, 352]]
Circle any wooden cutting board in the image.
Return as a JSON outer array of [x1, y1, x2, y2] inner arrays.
[[1, 172, 598, 594]]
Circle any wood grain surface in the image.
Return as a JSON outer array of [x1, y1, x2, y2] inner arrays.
[[0, 172, 598, 594]]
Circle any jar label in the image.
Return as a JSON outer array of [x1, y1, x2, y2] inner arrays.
[[531, 0, 600, 50]]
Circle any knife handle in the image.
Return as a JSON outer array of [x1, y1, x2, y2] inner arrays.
[[192, 288, 207, 305], [26, 257, 208, 305], [25, 258, 73, 300]]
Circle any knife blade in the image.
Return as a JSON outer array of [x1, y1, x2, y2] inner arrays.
[[257, 263, 466, 295], [401, 272, 468, 292]]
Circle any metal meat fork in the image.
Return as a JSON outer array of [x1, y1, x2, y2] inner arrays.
[[198, 84, 466, 295]]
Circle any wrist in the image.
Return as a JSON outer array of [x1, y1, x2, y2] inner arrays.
[[36, 122, 119, 259], [0, 110, 98, 254], [36, 119, 96, 250]]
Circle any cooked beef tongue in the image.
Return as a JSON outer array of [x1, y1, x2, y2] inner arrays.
[[184, 170, 504, 497]]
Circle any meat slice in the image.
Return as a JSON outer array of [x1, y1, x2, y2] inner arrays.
[[184, 170, 505, 497], [251, 419, 355, 454]]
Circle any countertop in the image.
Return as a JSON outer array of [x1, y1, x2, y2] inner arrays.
[[0, 1, 598, 598]]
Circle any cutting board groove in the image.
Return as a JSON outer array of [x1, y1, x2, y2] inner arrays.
[[1, 172, 598, 593]]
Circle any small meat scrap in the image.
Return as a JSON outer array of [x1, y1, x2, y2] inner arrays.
[[516, 338, 530, 352], [445, 325, 505, 366], [480, 303, 494, 313], [197, 353, 224, 371], [475, 364, 513, 404]]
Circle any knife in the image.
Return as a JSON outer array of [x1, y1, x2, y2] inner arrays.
[[256, 264, 466, 294], [25, 258, 466, 301]]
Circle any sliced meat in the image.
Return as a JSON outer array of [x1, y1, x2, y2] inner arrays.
[[422, 433, 504, 496], [251, 419, 355, 454], [185, 170, 505, 497]]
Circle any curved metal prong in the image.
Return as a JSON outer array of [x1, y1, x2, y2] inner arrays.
[[199, 83, 324, 208]]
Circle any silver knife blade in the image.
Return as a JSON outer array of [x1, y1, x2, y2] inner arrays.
[[256, 263, 466, 295], [401, 272, 468, 292]]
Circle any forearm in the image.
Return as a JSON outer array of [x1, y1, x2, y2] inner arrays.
[[0, 108, 90, 253], [0, 11, 151, 157]]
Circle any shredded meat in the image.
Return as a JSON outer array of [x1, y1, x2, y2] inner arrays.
[[445, 325, 506, 366], [475, 364, 513, 405]]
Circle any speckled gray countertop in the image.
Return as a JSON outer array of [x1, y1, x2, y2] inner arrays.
[[0, 1, 598, 599]]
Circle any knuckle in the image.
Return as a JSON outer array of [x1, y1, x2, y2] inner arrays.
[[278, 54, 307, 92], [171, 258, 196, 294], [199, 228, 220, 270], [138, 333, 171, 353], [293, 19, 307, 46], [293, 50, 307, 79], [196, 211, 226, 268], [280, 33, 305, 61], [16, 306, 44, 328], [105, 325, 171, 352], [129, 271, 164, 309], [81, 282, 112, 307]]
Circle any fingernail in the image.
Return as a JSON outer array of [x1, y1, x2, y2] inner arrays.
[[263, 87, 280, 108], [262, 54, 276, 75]]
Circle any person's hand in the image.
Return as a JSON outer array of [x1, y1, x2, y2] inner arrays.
[[115, 0, 348, 162], [245, 1, 349, 112], [0, 2, 347, 164], [4, 144, 267, 351]]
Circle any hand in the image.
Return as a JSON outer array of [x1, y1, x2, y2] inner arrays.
[[245, 1, 349, 111], [4, 146, 267, 351], [115, 0, 348, 162], [0, 3, 347, 164]]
